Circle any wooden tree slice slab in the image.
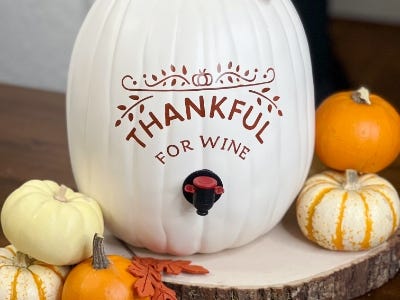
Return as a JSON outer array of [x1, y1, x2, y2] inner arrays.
[[104, 205, 400, 300]]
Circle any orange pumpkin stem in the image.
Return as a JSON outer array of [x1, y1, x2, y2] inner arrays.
[[53, 185, 68, 202], [92, 233, 110, 270], [351, 86, 371, 105], [344, 169, 360, 190]]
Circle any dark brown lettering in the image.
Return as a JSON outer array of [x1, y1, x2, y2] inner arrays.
[[200, 135, 220, 148], [185, 96, 205, 120], [243, 106, 262, 130], [165, 102, 185, 126], [139, 112, 163, 138], [227, 139, 242, 154], [209, 96, 227, 119], [255, 120, 270, 144], [180, 139, 194, 152], [239, 146, 251, 160], [228, 99, 245, 120], [126, 127, 146, 148]]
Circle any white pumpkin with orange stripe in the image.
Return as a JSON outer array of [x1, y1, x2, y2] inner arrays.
[[0, 245, 70, 300], [296, 169, 400, 251]]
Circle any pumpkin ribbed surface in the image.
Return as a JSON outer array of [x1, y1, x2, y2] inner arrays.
[[67, 0, 314, 255], [315, 89, 400, 173], [0, 245, 70, 300], [296, 170, 400, 251], [61, 255, 145, 300], [1, 180, 104, 266], [61, 235, 148, 300]]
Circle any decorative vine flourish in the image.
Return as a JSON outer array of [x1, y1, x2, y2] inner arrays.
[[121, 62, 275, 92], [250, 88, 283, 116], [115, 62, 282, 130], [114, 95, 153, 127]]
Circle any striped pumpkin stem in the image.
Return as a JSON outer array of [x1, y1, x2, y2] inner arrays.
[[344, 169, 360, 190]]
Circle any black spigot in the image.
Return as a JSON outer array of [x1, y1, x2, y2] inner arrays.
[[182, 169, 224, 216]]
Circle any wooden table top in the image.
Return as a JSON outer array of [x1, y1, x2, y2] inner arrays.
[[1, 83, 400, 299]]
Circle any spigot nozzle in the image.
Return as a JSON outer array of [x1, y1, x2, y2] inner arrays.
[[182, 170, 224, 216]]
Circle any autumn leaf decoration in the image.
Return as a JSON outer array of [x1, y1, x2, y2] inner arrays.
[[128, 256, 209, 300]]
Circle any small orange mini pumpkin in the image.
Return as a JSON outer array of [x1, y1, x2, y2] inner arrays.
[[61, 234, 148, 300], [315, 87, 400, 173]]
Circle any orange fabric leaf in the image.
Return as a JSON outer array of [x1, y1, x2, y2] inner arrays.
[[153, 283, 177, 300], [156, 260, 209, 275], [128, 259, 162, 297], [129, 256, 209, 300]]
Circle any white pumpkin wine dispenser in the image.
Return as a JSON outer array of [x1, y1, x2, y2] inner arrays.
[[67, 0, 315, 255]]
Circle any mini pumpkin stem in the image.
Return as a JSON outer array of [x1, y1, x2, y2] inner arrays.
[[351, 86, 371, 105], [54, 185, 68, 202], [14, 251, 33, 268], [92, 233, 110, 270], [344, 169, 360, 190]]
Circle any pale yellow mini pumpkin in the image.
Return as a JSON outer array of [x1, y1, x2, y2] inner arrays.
[[1, 180, 104, 265], [296, 169, 400, 251], [0, 245, 70, 300]]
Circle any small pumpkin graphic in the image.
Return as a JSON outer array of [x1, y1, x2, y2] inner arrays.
[[192, 69, 213, 86], [0, 245, 70, 300], [296, 169, 400, 251], [315, 87, 400, 173]]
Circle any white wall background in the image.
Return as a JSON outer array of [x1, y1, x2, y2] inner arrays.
[[0, 0, 399, 93], [0, 1, 94, 92]]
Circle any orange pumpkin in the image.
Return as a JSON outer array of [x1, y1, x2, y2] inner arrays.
[[61, 234, 148, 300], [315, 87, 400, 173]]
